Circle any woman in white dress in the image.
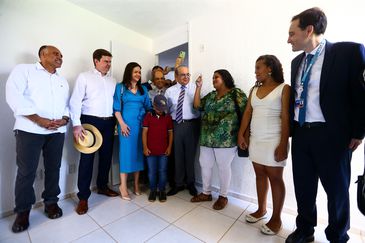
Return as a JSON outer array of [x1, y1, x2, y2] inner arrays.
[[238, 55, 290, 235]]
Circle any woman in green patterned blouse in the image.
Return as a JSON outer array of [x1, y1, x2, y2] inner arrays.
[[190, 69, 247, 210]]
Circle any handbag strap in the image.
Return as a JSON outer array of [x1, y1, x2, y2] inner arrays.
[[232, 89, 242, 121], [232, 86, 255, 124]]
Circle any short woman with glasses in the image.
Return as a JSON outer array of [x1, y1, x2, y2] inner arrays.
[[113, 62, 152, 200], [190, 69, 247, 210]]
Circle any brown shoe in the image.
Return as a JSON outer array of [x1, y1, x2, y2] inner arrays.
[[97, 187, 118, 197], [213, 196, 228, 210], [76, 200, 88, 215], [190, 193, 212, 202], [12, 210, 30, 233], [44, 203, 63, 219]]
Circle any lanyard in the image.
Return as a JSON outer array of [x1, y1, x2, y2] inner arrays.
[[300, 40, 325, 87]]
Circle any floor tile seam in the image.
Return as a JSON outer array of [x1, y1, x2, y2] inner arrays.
[[27, 229, 33, 243], [100, 207, 167, 243], [143, 223, 171, 242], [217, 217, 287, 242], [131, 198, 155, 209], [61, 213, 117, 243], [170, 223, 207, 243], [174, 204, 237, 243], [141, 194, 201, 224], [67, 228, 113, 243], [93, 207, 143, 228], [139, 207, 174, 225], [98, 226, 119, 243], [199, 201, 250, 221], [166, 200, 202, 224], [216, 211, 244, 243]]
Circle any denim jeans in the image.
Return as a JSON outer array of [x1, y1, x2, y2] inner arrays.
[[146, 155, 168, 191]]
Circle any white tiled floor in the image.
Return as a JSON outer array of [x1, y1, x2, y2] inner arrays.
[[0, 189, 364, 243]]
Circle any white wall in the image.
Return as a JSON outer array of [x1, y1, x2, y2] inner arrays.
[[0, 0, 154, 216], [153, 25, 188, 54], [188, 0, 365, 232]]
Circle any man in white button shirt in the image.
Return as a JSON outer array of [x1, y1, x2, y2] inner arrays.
[[6, 45, 70, 233], [165, 65, 200, 196], [69, 49, 118, 215], [148, 69, 167, 102]]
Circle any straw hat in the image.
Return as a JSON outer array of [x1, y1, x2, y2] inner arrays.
[[73, 124, 103, 154]]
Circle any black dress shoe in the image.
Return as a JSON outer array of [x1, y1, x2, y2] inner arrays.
[[148, 190, 157, 202], [97, 187, 119, 197], [286, 229, 314, 243], [12, 210, 30, 233], [187, 184, 198, 196], [159, 191, 167, 202], [166, 186, 184, 196], [44, 203, 63, 219]]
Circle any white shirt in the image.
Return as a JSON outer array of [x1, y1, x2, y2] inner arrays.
[[148, 84, 166, 102], [6, 62, 70, 134], [69, 69, 116, 126], [164, 81, 200, 120], [294, 42, 326, 122]]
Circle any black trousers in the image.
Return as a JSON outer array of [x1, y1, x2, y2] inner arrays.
[[173, 119, 199, 187], [291, 124, 351, 242], [77, 115, 115, 200], [14, 130, 64, 213]]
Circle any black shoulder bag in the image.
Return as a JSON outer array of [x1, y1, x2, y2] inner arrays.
[[356, 162, 365, 216]]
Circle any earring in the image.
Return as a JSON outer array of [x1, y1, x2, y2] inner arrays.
[[268, 72, 272, 76]]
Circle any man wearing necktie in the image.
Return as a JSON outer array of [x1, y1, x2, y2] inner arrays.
[[164, 66, 200, 196], [286, 7, 365, 243]]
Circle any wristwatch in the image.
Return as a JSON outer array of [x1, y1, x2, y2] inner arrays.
[[62, 116, 70, 124]]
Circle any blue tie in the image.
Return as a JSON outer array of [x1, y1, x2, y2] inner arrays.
[[175, 85, 185, 123], [298, 54, 314, 126]]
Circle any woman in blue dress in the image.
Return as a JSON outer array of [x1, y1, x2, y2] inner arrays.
[[114, 62, 151, 200]]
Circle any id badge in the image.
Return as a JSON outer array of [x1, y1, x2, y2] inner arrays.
[[295, 99, 304, 108]]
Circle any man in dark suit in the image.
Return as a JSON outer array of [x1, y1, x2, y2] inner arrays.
[[286, 7, 365, 243]]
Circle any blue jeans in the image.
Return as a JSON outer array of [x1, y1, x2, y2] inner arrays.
[[146, 155, 168, 191]]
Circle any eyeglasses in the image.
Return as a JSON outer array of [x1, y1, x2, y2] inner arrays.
[[179, 73, 191, 78]]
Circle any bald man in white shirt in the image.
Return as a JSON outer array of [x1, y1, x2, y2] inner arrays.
[[70, 49, 118, 215], [6, 45, 70, 233]]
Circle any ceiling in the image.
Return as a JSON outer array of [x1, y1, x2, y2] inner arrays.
[[67, 0, 229, 39]]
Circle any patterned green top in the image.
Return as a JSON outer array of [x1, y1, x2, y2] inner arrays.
[[199, 88, 247, 148]]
